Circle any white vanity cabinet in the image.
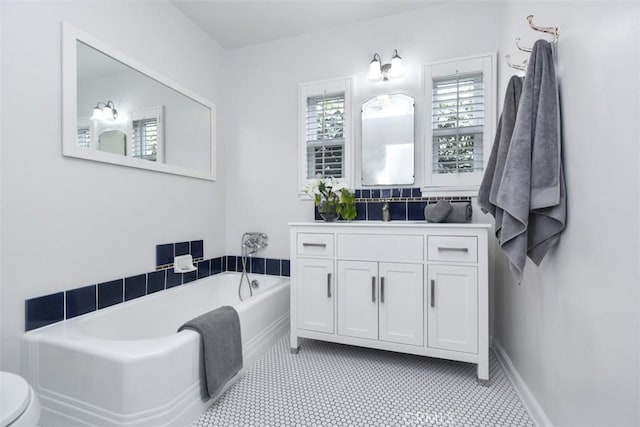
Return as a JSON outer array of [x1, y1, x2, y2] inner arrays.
[[294, 232, 336, 333], [426, 235, 480, 355], [296, 258, 334, 333], [427, 264, 478, 354], [290, 222, 490, 382], [337, 260, 423, 346]]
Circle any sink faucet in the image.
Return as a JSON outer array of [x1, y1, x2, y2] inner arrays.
[[382, 200, 390, 222]]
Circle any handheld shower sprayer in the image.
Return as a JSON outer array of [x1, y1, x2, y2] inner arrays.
[[239, 232, 268, 300]]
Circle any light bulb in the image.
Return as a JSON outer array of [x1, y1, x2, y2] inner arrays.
[[389, 51, 404, 79], [367, 56, 382, 82], [91, 106, 102, 120], [102, 106, 114, 120]]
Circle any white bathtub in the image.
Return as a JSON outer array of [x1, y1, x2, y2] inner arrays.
[[22, 272, 290, 427]]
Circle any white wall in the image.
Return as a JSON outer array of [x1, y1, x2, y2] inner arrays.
[[224, 2, 500, 259], [226, 1, 640, 425], [0, 0, 227, 374], [493, 2, 640, 426], [0, 0, 5, 379]]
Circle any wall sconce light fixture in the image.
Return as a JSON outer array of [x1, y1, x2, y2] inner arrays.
[[368, 49, 404, 82], [91, 101, 118, 121]]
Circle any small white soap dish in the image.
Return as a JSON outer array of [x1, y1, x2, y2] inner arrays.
[[174, 254, 197, 273]]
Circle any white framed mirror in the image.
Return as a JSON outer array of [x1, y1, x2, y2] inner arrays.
[[361, 93, 414, 186], [62, 22, 216, 180]]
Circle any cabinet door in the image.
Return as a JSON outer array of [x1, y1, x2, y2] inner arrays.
[[297, 258, 335, 333], [378, 263, 424, 346], [337, 260, 378, 340], [427, 264, 478, 353]]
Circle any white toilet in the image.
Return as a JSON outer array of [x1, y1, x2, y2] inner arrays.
[[0, 372, 40, 427]]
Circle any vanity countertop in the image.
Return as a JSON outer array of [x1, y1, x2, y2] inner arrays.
[[289, 221, 491, 228]]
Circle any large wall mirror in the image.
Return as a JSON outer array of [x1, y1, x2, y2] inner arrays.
[[62, 22, 216, 180], [361, 93, 414, 186]]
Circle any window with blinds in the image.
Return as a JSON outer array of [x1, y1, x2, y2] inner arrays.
[[132, 117, 158, 162], [432, 72, 484, 174], [306, 92, 345, 179], [77, 126, 91, 148]]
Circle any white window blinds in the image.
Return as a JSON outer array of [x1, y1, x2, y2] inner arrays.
[[132, 117, 158, 162], [77, 126, 91, 148], [432, 72, 484, 174], [306, 92, 345, 179]]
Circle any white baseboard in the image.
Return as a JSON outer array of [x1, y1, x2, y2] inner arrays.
[[492, 339, 554, 427]]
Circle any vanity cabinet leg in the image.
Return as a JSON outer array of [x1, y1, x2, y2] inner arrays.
[[290, 330, 300, 354], [477, 351, 489, 385]]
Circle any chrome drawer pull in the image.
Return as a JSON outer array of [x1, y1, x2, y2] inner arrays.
[[380, 277, 385, 303], [430, 279, 435, 308], [327, 273, 332, 298], [437, 247, 469, 253], [371, 276, 376, 302], [302, 242, 327, 248]]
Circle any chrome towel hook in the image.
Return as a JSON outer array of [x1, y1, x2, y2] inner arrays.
[[505, 55, 528, 72], [515, 37, 532, 53], [526, 15, 559, 44], [505, 15, 559, 72]]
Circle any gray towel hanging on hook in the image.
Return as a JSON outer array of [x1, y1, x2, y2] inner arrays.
[[478, 74, 524, 241], [495, 39, 566, 283]]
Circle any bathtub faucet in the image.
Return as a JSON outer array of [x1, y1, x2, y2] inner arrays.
[[242, 233, 268, 256], [239, 232, 268, 301]]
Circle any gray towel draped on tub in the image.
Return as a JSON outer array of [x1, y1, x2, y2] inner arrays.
[[478, 40, 566, 283], [178, 305, 243, 399]]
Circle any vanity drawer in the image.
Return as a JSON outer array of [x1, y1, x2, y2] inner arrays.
[[297, 233, 334, 257], [337, 234, 424, 261], [428, 236, 477, 263]]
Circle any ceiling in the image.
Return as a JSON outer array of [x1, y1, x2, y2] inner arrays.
[[169, 0, 438, 49]]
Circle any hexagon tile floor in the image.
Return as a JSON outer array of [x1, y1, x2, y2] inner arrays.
[[192, 336, 534, 426]]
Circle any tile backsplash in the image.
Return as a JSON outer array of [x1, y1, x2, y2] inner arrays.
[[314, 187, 472, 221], [25, 239, 290, 332]]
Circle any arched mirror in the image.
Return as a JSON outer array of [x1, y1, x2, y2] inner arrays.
[[361, 93, 415, 186], [98, 130, 126, 155]]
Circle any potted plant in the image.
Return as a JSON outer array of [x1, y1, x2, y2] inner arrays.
[[304, 177, 357, 222]]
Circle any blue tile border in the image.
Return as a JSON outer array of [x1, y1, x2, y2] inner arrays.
[[175, 241, 189, 257], [312, 187, 472, 222], [124, 274, 146, 302], [198, 259, 211, 279], [211, 257, 223, 275], [166, 269, 182, 288], [156, 243, 173, 266], [250, 257, 265, 274], [66, 285, 96, 319], [25, 292, 64, 331], [353, 186, 472, 202], [281, 260, 291, 277], [367, 202, 384, 221], [191, 240, 204, 258], [226, 256, 238, 272], [408, 201, 428, 220], [183, 270, 197, 284], [147, 270, 165, 294], [389, 201, 407, 221], [98, 279, 123, 309], [25, 237, 291, 332], [155, 240, 206, 268], [266, 258, 280, 276]]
